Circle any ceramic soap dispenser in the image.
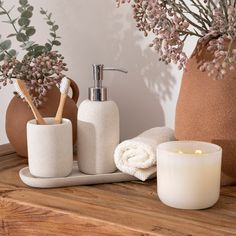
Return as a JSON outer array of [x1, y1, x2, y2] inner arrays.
[[77, 64, 128, 175]]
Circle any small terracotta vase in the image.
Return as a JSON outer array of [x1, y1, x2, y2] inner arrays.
[[175, 41, 236, 185], [5, 79, 79, 158]]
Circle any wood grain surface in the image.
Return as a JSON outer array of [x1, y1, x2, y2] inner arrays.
[[0, 144, 235, 236]]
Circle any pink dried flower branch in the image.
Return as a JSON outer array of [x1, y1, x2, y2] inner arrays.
[[0, 51, 67, 107], [0, 0, 65, 106], [117, 0, 236, 79]]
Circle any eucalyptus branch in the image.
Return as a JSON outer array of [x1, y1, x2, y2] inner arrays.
[[178, 0, 209, 30], [0, 6, 19, 35], [40, 8, 61, 49], [0, 5, 27, 46]]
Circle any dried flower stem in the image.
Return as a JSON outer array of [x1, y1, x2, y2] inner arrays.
[[180, 0, 210, 28], [167, 1, 205, 34], [177, 30, 202, 38], [191, 0, 212, 23], [220, 0, 229, 22]]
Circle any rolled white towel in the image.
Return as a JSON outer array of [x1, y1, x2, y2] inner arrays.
[[114, 127, 175, 181]]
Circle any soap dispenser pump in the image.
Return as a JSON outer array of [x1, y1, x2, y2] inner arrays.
[[77, 64, 128, 175]]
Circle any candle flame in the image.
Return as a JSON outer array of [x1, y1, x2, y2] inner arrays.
[[194, 150, 203, 155], [177, 150, 203, 155]]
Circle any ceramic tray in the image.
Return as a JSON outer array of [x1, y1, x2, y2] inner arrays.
[[19, 161, 148, 188]]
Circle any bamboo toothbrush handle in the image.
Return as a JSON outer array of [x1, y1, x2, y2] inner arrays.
[[15, 79, 46, 125], [55, 94, 67, 124], [26, 96, 46, 125]]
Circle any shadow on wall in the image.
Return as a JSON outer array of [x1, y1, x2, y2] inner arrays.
[[49, 0, 176, 141], [107, 9, 176, 140]]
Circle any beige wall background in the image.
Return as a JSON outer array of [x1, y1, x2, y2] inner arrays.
[[0, 0, 196, 144]]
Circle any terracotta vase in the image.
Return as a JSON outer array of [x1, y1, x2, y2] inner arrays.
[[5, 79, 79, 157], [175, 41, 236, 184]]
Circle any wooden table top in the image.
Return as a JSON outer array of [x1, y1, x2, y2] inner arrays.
[[0, 144, 235, 236]]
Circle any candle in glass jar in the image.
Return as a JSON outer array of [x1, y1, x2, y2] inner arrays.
[[157, 141, 222, 210]]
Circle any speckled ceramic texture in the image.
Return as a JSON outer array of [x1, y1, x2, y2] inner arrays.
[[19, 161, 141, 188], [176, 41, 236, 181], [27, 118, 73, 178]]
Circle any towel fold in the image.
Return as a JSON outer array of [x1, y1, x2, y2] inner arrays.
[[114, 127, 175, 181]]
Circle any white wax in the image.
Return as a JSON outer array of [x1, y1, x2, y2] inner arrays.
[[157, 141, 222, 210]]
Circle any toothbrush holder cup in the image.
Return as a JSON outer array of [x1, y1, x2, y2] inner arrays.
[[27, 118, 73, 178]]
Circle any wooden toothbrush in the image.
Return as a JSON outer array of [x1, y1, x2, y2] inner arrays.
[[54, 77, 71, 124], [15, 79, 46, 125]]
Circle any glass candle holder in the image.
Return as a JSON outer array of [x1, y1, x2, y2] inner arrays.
[[157, 141, 222, 210]]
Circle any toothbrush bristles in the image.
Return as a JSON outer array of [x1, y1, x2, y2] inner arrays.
[[14, 81, 25, 99], [60, 77, 70, 94]]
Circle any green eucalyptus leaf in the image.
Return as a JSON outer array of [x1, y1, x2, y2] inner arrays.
[[0, 11, 6, 15], [26, 27, 36, 36], [35, 45, 45, 52], [32, 44, 38, 49], [8, 49, 17, 57], [45, 43, 52, 51], [21, 10, 32, 18], [14, 63, 22, 71], [2, 20, 11, 24], [40, 8, 46, 14], [52, 25, 59, 31], [47, 21, 53, 25], [19, 0, 28, 6], [48, 13, 52, 19], [27, 51, 33, 56], [18, 17, 30, 26], [40, 10, 47, 15], [17, 7, 23, 13], [0, 40, 12, 50], [16, 32, 28, 42], [7, 33, 17, 38], [50, 32, 56, 38], [0, 53, 5, 61], [2, 18, 18, 24], [27, 6, 33, 11], [52, 40, 61, 46], [34, 45, 45, 57]]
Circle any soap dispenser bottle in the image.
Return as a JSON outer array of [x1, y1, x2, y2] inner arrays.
[[77, 64, 128, 175]]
